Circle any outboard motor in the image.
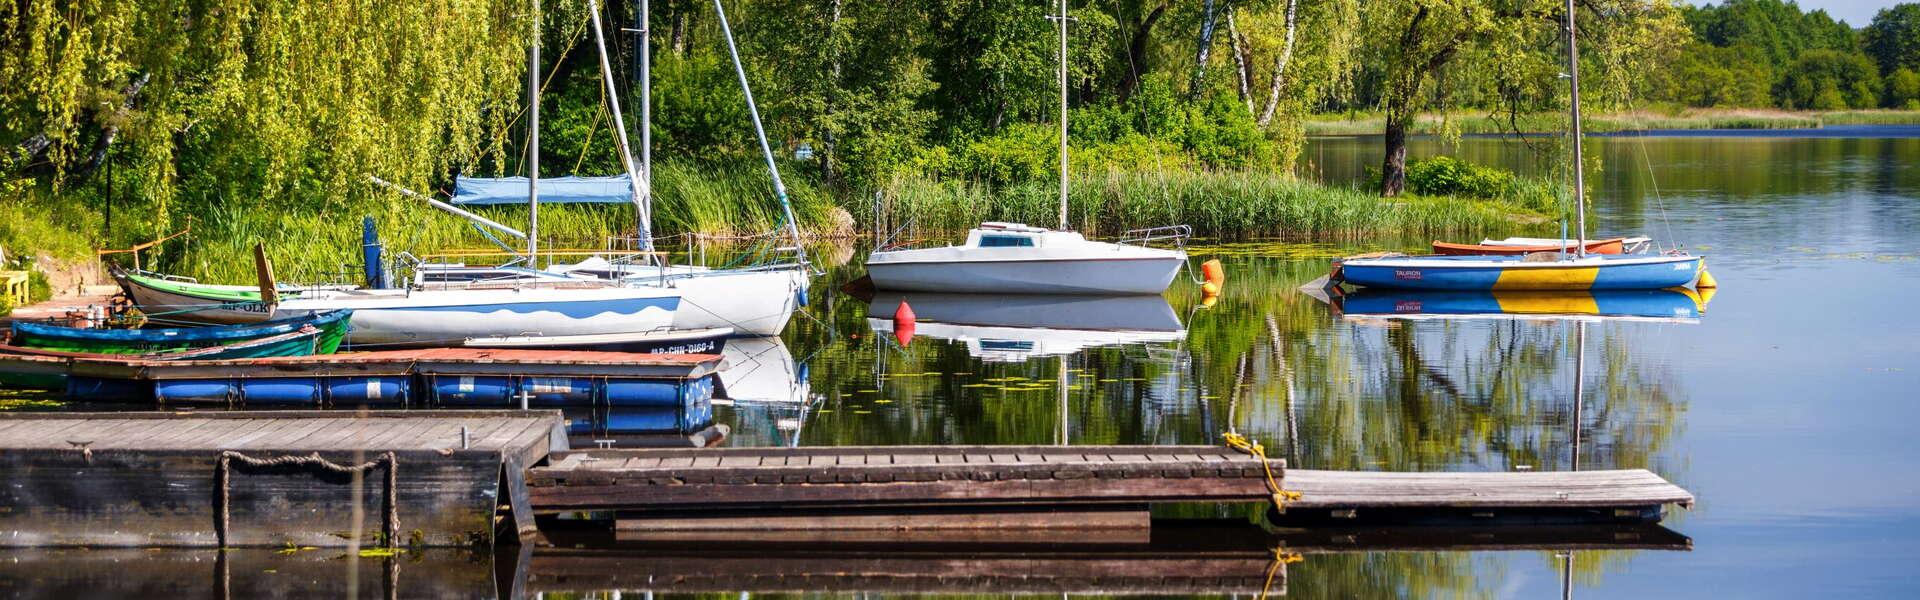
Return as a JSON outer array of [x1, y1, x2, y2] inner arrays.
[[361, 216, 388, 289]]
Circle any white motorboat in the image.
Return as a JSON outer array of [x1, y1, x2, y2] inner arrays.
[[863, 8, 1187, 297], [865, 223, 1186, 295]]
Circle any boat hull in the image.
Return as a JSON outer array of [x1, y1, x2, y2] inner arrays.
[[614, 266, 807, 337], [114, 271, 278, 325], [1337, 255, 1703, 291], [1431, 238, 1625, 256], [1335, 289, 1705, 322], [275, 288, 680, 348], [9, 310, 351, 355], [866, 256, 1184, 295]]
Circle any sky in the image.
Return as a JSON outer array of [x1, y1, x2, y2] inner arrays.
[[1687, 0, 1900, 26]]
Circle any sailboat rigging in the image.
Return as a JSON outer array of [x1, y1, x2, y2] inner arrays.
[[1331, 3, 1711, 292], [862, 0, 1191, 296]]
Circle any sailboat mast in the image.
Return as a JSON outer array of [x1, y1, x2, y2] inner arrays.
[[1565, 0, 1586, 257], [1056, 0, 1070, 232], [713, 0, 806, 259], [640, 0, 652, 233], [527, 0, 541, 263], [587, 0, 651, 252]]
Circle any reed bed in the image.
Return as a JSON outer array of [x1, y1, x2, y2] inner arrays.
[[873, 169, 1542, 240]]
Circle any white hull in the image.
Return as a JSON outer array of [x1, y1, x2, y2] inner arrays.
[[276, 286, 680, 347], [866, 224, 1186, 295], [867, 257, 1182, 295], [549, 260, 809, 337]]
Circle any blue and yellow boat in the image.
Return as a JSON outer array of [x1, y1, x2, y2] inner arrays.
[[1332, 253, 1707, 291]]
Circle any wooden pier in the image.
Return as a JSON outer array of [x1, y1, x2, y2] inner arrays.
[[0, 411, 1696, 550], [0, 410, 562, 548]]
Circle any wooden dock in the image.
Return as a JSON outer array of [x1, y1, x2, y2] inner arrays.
[[526, 445, 1694, 527], [0, 410, 563, 548], [0, 411, 1696, 551]]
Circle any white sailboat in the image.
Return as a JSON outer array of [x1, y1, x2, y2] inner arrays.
[[418, 0, 812, 337], [862, 0, 1188, 296]]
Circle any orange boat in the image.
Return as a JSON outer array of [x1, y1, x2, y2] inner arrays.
[[1431, 237, 1627, 256]]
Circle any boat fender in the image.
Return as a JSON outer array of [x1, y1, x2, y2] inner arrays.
[[1201, 259, 1226, 286]]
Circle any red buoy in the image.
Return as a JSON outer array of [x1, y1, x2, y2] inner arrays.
[[892, 300, 916, 347]]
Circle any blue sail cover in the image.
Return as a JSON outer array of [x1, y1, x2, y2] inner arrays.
[[452, 175, 634, 205]]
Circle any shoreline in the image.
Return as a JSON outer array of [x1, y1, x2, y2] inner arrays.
[[1305, 109, 1920, 137]]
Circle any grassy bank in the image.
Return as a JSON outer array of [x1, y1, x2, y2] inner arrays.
[[874, 169, 1546, 241], [1305, 108, 1920, 136], [6, 166, 1544, 286]]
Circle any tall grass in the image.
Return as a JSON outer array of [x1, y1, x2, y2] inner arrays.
[[873, 169, 1544, 240]]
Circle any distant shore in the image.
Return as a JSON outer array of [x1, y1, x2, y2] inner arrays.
[[1305, 109, 1920, 137]]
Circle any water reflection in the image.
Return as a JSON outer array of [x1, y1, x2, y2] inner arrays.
[[1327, 288, 1712, 324], [865, 293, 1188, 361]]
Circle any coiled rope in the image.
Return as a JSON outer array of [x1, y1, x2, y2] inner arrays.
[[1221, 431, 1301, 511], [216, 451, 399, 548]]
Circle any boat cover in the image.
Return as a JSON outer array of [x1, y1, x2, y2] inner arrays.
[[452, 175, 634, 205]]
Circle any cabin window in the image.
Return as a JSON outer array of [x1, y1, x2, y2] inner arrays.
[[978, 235, 1035, 247]]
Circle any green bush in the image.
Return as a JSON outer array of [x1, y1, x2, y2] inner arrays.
[[1405, 157, 1516, 199]]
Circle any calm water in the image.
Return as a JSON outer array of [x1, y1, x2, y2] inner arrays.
[[7, 131, 1920, 598]]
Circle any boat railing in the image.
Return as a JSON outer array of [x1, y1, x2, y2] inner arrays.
[[1118, 224, 1193, 249]]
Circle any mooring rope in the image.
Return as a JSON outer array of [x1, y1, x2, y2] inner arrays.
[[216, 450, 399, 548], [1258, 546, 1305, 600], [1221, 431, 1301, 511]]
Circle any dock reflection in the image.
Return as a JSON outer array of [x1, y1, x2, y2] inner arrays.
[[520, 520, 1690, 597]]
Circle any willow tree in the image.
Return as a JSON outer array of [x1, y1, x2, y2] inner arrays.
[[1361, 0, 1684, 197], [1, 0, 533, 243]]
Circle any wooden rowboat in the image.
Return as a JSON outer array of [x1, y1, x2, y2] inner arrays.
[[1431, 237, 1627, 256]]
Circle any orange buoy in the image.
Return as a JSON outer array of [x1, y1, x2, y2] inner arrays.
[[1200, 259, 1226, 287], [892, 300, 916, 347], [1200, 281, 1221, 296]]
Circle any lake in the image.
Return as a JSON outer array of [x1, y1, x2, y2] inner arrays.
[[6, 129, 1919, 598], [748, 130, 1920, 597]]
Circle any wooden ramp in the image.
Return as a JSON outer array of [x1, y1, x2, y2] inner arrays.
[[525, 445, 1693, 526], [0, 410, 565, 548]]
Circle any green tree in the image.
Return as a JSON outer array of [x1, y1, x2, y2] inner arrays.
[[1360, 0, 1683, 196], [1887, 68, 1920, 108], [1659, 42, 1774, 107], [1865, 4, 1920, 75], [1776, 49, 1882, 109], [1686, 0, 1857, 71]]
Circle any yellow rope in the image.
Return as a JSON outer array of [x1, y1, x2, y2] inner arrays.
[[1257, 546, 1305, 600], [1223, 431, 1302, 510]]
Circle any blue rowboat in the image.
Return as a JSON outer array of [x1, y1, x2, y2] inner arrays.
[[1333, 254, 1704, 291], [8, 309, 353, 355], [1334, 289, 1708, 323]]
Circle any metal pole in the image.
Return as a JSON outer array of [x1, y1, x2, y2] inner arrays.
[[1056, 0, 1070, 232], [587, 0, 651, 249], [528, 0, 542, 263], [640, 0, 652, 226], [1571, 320, 1585, 472], [1565, 0, 1586, 256], [712, 0, 805, 261]]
